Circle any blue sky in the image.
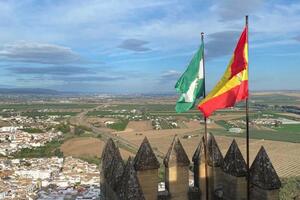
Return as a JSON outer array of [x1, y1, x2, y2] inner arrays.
[[0, 0, 299, 93]]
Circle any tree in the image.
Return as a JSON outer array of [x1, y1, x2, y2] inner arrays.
[[56, 123, 70, 134], [74, 126, 84, 135], [54, 149, 64, 157]]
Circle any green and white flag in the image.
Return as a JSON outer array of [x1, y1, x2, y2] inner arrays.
[[175, 43, 205, 113]]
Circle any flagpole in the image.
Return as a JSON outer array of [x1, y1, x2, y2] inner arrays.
[[245, 15, 250, 200], [201, 32, 209, 200]]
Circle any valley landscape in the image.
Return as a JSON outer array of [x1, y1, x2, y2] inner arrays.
[[0, 90, 300, 199]]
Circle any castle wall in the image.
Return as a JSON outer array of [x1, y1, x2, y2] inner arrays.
[[137, 169, 159, 200], [250, 186, 280, 200], [207, 166, 224, 199], [100, 134, 281, 200], [100, 182, 120, 200], [221, 173, 247, 200], [249, 146, 281, 200], [165, 166, 189, 200], [197, 162, 207, 200]]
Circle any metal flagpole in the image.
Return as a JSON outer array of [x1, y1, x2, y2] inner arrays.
[[245, 15, 250, 200], [201, 32, 209, 200]]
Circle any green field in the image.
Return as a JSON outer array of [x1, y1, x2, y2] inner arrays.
[[251, 94, 299, 105], [215, 120, 233, 130], [87, 103, 300, 142], [1, 99, 299, 143], [21, 111, 79, 117], [0, 103, 98, 110], [78, 155, 100, 165], [112, 104, 175, 111], [87, 110, 115, 116], [106, 119, 129, 131], [149, 112, 198, 118], [211, 128, 300, 143], [274, 124, 300, 133], [12, 140, 64, 158], [21, 128, 44, 133]]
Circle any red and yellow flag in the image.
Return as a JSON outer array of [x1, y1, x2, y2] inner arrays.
[[198, 27, 248, 117]]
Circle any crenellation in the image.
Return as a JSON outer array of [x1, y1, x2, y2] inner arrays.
[[250, 146, 281, 200], [134, 137, 160, 200], [164, 135, 190, 200], [99, 135, 281, 200], [221, 139, 248, 199], [134, 137, 160, 171], [118, 157, 145, 200], [100, 138, 125, 200], [164, 135, 190, 168], [206, 133, 224, 199], [250, 146, 281, 190], [207, 133, 223, 167], [222, 139, 247, 177], [192, 136, 207, 200]]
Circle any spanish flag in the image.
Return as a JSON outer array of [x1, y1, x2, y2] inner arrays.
[[198, 27, 248, 117]]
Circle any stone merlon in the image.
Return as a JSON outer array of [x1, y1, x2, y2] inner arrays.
[[101, 138, 125, 191], [164, 135, 190, 168], [250, 146, 281, 190], [222, 139, 247, 177], [207, 133, 223, 167], [134, 137, 160, 171], [192, 136, 205, 164], [119, 157, 145, 200]]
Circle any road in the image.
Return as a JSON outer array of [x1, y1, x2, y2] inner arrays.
[[69, 106, 165, 159]]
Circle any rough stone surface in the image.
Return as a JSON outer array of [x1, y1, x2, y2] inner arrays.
[[119, 157, 145, 200], [164, 136, 190, 167], [207, 133, 223, 167], [250, 185, 280, 200], [101, 138, 124, 191], [250, 146, 281, 190], [188, 187, 201, 200], [222, 139, 247, 177], [192, 136, 206, 164], [134, 137, 160, 170], [158, 191, 169, 200]]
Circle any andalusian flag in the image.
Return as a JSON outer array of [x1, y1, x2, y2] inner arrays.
[[175, 43, 205, 113], [198, 27, 248, 117]]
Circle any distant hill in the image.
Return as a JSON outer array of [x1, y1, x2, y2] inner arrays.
[[0, 88, 64, 95], [0, 88, 298, 96]]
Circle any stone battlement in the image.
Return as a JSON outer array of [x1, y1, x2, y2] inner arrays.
[[100, 134, 281, 200]]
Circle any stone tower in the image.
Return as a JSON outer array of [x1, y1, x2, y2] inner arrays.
[[134, 137, 160, 200], [222, 139, 247, 200], [250, 146, 281, 200], [192, 136, 207, 200], [100, 138, 125, 200], [164, 135, 190, 200], [119, 157, 145, 200], [207, 133, 224, 199]]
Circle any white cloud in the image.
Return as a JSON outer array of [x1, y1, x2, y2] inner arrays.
[[0, 0, 299, 92], [211, 0, 264, 21], [252, 3, 300, 34], [0, 41, 80, 64], [161, 70, 181, 80]]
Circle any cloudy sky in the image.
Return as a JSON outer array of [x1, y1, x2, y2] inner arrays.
[[0, 0, 299, 93]]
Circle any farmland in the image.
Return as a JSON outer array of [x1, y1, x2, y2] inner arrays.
[[69, 91, 300, 180], [60, 137, 134, 161], [0, 103, 98, 110], [1, 91, 300, 180], [117, 130, 300, 178]]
